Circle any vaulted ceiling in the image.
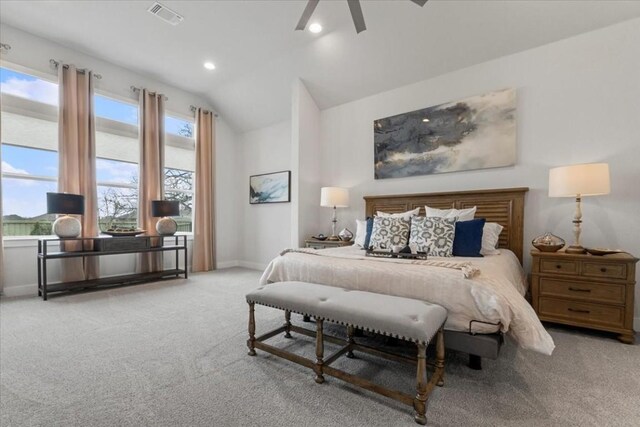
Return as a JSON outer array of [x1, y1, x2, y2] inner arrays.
[[1, 1, 639, 132]]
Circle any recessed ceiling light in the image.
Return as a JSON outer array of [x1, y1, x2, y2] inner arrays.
[[309, 23, 322, 33], [204, 62, 216, 70], [422, 118, 430, 122]]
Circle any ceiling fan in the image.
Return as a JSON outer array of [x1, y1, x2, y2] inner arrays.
[[295, 0, 428, 34]]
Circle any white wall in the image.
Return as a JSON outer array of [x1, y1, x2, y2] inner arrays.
[[291, 80, 322, 246], [1, 25, 241, 296], [239, 120, 292, 269], [318, 19, 640, 322]]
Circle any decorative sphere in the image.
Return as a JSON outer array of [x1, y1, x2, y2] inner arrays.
[[156, 217, 178, 236], [53, 215, 82, 238]]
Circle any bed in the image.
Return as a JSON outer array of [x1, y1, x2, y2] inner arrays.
[[260, 187, 554, 368]]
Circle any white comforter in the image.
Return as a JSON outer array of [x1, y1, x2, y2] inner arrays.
[[260, 246, 554, 355]]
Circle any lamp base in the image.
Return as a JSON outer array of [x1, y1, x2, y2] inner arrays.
[[53, 215, 82, 238], [565, 244, 587, 254], [156, 217, 177, 236]]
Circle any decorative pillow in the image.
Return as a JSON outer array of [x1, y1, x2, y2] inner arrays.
[[368, 217, 410, 250], [409, 217, 456, 257], [376, 207, 421, 221], [354, 219, 367, 247], [363, 217, 374, 249], [425, 205, 476, 222], [480, 222, 503, 255], [452, 218, 486, 257]]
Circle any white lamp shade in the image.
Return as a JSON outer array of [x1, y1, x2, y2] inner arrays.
[[320, 187, 349, 208], [549, 163, 610, 197]]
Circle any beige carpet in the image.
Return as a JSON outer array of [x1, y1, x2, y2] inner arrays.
[[1, 267, 639, 427]]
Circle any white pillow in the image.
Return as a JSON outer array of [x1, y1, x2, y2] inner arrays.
[[481, 222, 503, 255], [354, 219, 367, 247], [377, 207, 420, 221], [425, 205, 476, 221]]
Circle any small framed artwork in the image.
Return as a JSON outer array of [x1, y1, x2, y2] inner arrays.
[[249, 170, 291, 204]]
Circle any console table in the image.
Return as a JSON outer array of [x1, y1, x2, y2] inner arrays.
[[37, 235, 188, 300]]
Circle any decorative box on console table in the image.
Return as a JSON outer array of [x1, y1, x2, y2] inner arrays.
[[94, 236, 150, 252], [530, 249, 638, 343]]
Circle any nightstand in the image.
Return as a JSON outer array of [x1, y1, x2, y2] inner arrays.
[[530, 249, 638, 343], [304, 238, 354, 250]]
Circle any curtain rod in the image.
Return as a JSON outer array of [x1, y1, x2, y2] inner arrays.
[[49, 59, 102, 79], [130, 85, 168, 101], [190, 105, 219, 118]]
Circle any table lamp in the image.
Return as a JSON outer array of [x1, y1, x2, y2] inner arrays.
[[47, 192, 84, 238], [548, 163, 610, 254], [151, 200, 180, 236], [320, 187, 349, 241]]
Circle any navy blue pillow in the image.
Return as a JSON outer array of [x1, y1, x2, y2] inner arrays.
[[452, 218, 486, 257], [363, 217, 374, 249]]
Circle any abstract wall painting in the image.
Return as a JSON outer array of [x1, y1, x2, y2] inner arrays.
[[249, 170, 291, 204], [373, 88, 516, 179]]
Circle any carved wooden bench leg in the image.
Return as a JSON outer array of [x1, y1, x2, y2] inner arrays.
[[346, 325, 355, 359], [413, 343, 428, 425], [436, 328, 445, 387], [284, 310, 292, 338], [315, 318, 325, 384], [247, 302, 256, 356]]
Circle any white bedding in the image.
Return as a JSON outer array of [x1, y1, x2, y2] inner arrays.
[[260, 246, 554, 355]]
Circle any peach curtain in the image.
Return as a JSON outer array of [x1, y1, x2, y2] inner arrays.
[[58, 65, 99, 281], [192, 108, 216, 272], [136, 89, 165, 273]]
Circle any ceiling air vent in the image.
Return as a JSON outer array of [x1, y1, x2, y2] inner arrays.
[[147, 2, 183, 26]]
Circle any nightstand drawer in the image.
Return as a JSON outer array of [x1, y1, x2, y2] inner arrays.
[[582, 262, 626, 280], [539, 297, 624, 328], [539, 278, 625, 304], [306, 243, 327, 249], [540, 259, 578, 275]]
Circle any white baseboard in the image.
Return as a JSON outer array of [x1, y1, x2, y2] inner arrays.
[[217, 260, 240, 269], [238, 260, 268, 271], [2, 283, 36, 298]]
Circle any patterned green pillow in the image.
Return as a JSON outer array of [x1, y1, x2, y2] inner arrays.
[[368, 216, 410, 250], [409, 217, 456, 257]]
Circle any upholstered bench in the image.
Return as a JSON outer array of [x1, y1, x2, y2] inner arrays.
[[246, 281, 447, 425]]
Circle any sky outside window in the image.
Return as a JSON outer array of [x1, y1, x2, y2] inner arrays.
[[95, 95, 137, 125], [166, 116, 193, 137], [0, 67, 58, 105]]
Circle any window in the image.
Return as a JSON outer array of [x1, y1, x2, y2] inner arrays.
[[93, 95, 140, 231], [1, 67, 59, 236], [95, 95, 138, 125], [165, 115, 193, 138], [164, 115, 195, 232], [1, 65, 196, 237], [0, 67, 57, 105]]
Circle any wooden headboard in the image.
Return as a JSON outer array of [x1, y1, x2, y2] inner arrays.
[[364, 187, 528, 264]]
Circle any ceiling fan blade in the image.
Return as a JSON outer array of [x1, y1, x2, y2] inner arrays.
[[347, 0, 366, 33], [410, 0, 428, 6], [295, 0, 320, 31]]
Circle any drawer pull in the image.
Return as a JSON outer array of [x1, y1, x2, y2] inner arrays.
[[568, 287, 591, 293], [600, 267, 607, 273], [556, 264, 562, 269], [568, 308, 590, 314]]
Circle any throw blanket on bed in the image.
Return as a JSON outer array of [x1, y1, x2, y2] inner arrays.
[[260, 246, 555, 355], [279, 248, 480, 278]]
